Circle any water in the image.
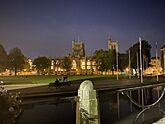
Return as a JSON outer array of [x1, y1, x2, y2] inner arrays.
[[17, 100, 75, 124], [99, 93, 139, 124], [16, 89, 165, 124]]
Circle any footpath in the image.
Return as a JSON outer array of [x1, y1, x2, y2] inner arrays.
[[5, 77, 165, 98]]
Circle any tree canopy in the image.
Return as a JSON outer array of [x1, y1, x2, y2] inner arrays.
[[118, 53, 128, 71], [61, 56, 72, 73], [0, 44, 8, 72], [128, 40, 151, 69], [33, 56, 51, 75], [93, 49, 116, 72], [8, 47, 25, 76]]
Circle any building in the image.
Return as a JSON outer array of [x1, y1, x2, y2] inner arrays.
[[150, 57, 160, 67], [79, 57, 96, 75], [50, 39, 96, 75], [50, 56, 97, 75], [50, 58, 64, 75], [108, 38, 118, 51], [27, 58, 33, 70], [69, 56, 96, 75], [144, 57, 162, 75], [72, 40, 85, 57], [160, 45, 165, 74], [46, 39, 121, 75]]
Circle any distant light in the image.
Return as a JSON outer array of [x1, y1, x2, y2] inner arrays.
[[160, 68, 163, 71], [0, 81, 4, 84], [126, 68, 129, 72]]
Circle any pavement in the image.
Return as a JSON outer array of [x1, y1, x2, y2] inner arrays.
[[3, 77, 164, 99], [153, 117, 165, 124], [0, 84, 47, 90]]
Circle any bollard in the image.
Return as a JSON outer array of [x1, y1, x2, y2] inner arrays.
[[76, 80, 100, 124]]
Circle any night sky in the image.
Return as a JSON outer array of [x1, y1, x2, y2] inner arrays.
[[0, 0, 165, 58]]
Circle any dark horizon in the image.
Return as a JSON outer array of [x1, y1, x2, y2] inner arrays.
[[0, 0, 165, 58]]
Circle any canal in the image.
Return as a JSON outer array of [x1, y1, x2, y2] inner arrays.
[[16, 87, 165, 124]]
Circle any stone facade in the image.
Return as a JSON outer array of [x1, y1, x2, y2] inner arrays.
[[50, 57, 97, 75], [160, 45, 165, 74], [72, 40, 85, 57], [108, 38, 118, 52], [71, 56, 97, 75]]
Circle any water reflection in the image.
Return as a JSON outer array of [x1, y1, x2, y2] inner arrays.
[[17, 101, 75, 124], [16, 88, 165, 124]]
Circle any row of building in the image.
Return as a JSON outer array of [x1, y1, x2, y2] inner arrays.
[[2, 38, 165, 76], [160, 45, 165, 74], [51, 39, 165, 75], [49, 38, 118, 75], [0, 38, 118, 76], [22, 39, 165, 75]]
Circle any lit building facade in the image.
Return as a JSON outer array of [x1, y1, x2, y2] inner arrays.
[[160, 45, 165, 74], [79, 57, 96, 75], [49, 39, 96, 75], [69, 56, 96, 75], [50, 56, 96, 75], [50, 58, 65, 75], [144, 57, 162, 75], [108, 38, 118, 51], [150, 57, 160, 67], [27, 58, 33, 70]]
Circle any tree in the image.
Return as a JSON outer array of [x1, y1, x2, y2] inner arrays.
[[118, 53, 128, 71], [33, 56, 51, 75], [23, 58, 31, 72], [108, 49, 116, 70], [8, 47, 25, 76], [93, 49, 116, 72], [61, 56, 72, 74], [0, 44, 8, 72], [128, 40, 151, 70]]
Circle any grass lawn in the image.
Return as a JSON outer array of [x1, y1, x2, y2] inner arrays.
[[0, 75, 117, 85], [1, 75, 163, 85]]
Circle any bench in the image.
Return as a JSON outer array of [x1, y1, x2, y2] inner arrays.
[[49, 80, 71, 88]]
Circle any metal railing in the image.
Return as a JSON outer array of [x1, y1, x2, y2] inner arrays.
[[116, 82, 165, 123]]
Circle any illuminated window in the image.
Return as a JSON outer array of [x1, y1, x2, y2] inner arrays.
[[72, 60, 77, 69]]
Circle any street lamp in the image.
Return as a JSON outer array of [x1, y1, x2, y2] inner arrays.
[[137, 52, 139, 78], [129, 49, 131, 79], [116, 42, 119, 80], [139, 37, 143, 83], [156, 42, 159, 81]]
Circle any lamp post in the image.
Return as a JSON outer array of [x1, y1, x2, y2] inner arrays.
[[139, 37, 143, 83], [137, 52, 139, 78], [129, 49, 131, 79], [139, 37, 144, 121], [156, 42, 159, 81], [116, 42, 119, 80]]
